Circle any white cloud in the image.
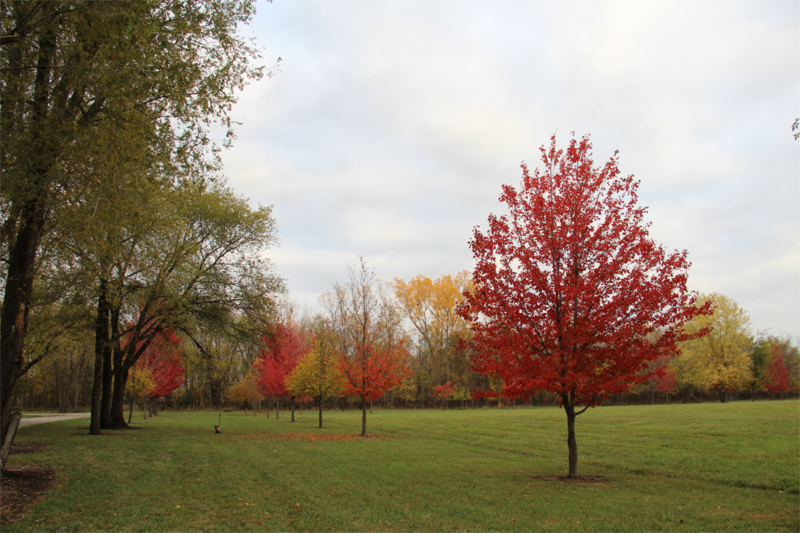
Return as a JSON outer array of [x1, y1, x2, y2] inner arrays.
[[223, 0, 800, 338]]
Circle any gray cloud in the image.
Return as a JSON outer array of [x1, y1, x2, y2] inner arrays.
[[223, 0, 800, 338]]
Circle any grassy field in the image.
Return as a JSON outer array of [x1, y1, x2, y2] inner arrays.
[[5, 400, 799, 532]]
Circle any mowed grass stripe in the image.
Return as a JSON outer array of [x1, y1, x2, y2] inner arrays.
[[6, 400, 798, 532]]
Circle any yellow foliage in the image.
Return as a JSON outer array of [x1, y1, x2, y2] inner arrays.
[[227, 374, 263, 408], [285, 340, 345, 402], [672, 293, 752, 395], [127, 366, 155, 400], [392, 271, 473, 385]]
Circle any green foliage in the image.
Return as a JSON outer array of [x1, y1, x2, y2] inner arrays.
[[7, 402, 798, 532], [1, 0, 274, 438]]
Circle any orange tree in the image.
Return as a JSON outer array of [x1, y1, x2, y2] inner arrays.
[[321, 259, 409, 437], [458, 134, 708, 477]]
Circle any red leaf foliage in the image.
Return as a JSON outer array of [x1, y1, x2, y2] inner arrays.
[[764, 347, 792, 393], [135, 329, 185, 398], [337, 342, 409, 402], [648, 355, 677, 394], [458, 134, 709, 410], [433, 382, 457, 400], [254, 323, 311, 398]]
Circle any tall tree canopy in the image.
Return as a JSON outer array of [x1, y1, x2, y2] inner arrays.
[[1, 0, 273, 441], [458, 134, 708, 477]]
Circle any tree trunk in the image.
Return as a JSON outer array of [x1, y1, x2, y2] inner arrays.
[[110, 366, 130, 428], [90, 280, 109, 435], [100, 341, 114, 428], [291, 395, 296, 422], [563, 398, 578, 477], [318, 397, 323, 429], [275, 398, 279, 419], [0, 182, 48, 447], [361, 397, 367, 437], [0, 412, 23, 474]]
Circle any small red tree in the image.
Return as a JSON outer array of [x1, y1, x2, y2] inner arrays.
[[433, 382, 457, 411], [253, 323, 310, 421], [336, 341, 408, 426], [134, 329, 185, 416], [321, 259, 409, 436], [458, 134, 708, 477], [764, 347, 792, 394], [648, 355, 677, 398]]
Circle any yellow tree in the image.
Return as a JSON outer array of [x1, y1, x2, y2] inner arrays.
[[285, 339, 345, 428], [126, 367, 155, 423], [672, 293, 753, 402], [227, 374, 263, 416], [392, 272, 473, 399]]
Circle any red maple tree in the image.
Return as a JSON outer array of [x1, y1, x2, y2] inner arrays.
[[458, 134, 709, 477], [321, 259, 409, 436], [433, 382, 457, 411], [336, 341, 408, 420], [138, 329, 185, 399], [648, 355, 677, 396], [253, 323, 310, 421], [764, 347, 792, 394]]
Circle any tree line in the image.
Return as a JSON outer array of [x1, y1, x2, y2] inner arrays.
[[15, 266, 799, 417]]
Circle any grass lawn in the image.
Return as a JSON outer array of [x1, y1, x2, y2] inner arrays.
[[4, 400, 799, 532]]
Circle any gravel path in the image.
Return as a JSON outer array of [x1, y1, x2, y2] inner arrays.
[[18, 413, 90, 428]]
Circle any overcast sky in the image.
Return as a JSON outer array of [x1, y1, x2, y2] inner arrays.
[[219, 0, 799, 339]]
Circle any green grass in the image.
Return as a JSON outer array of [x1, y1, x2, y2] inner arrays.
[[7, 401, 799, 532]]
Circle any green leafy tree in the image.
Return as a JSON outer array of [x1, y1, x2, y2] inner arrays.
[[0, 0, 270, 442]]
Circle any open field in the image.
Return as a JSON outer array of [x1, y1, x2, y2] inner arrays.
[[4, 400, 799, 532]]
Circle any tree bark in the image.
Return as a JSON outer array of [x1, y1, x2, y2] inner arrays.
[[0, 9, 57, 447], [719, 389, 728, 403], [563, 398, 578, 477], [0, 412, 23, 474], [100, 339, 114, 429], [110, 365, 129, 428], [318, 397, 323, 428], [361, 397, 367, 437], [291, 395, 295, 422], [90, 280, 110, 435]]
